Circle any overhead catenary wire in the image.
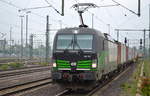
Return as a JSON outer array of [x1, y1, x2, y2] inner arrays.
[[86, 3, 120, 30], [103, 8, 120, 27], [112, 0, 140, 17], [87, 10, 119, 38], [0, 0, 143, 36], [0, 0, 68, 40], [87, 11, 107, 25], [115, 4, 148, 27], [19, 6, 52, 11], [0, 0, 66, 24], [70, 0, 142, 42], [0, 19, 45, 33], [44, 0, 62, 15], [97, 4, 119, 8], [0, 6, 46, 26]]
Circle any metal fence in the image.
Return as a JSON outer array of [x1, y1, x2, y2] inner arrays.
[[0, 33, 53, 63]]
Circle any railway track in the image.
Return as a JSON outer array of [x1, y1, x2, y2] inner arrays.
[[0, 78, 52, 96], [0, 58, 46, 66], [0, 58, 25, 64], [55, 65, 132, 96], [86, 66, 131, 96], [0, 66, 51, 78], [55, 89, 71, 96]]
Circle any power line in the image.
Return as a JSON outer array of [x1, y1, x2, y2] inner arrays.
[[112, 0, 140, 17], [44, 0, 63, 16], [103, 8, 120, 27], [19, 6, 52, 11], [87, 11, 107, 25], [0, 0, 68, 38], [0, 0, 45, 20], [0, 6, 46, 25], [0, 0, 19, 9], [110, 4, 148, 32], [0, 20, 44, 33], [87, 10, 118, 37], [0, 0, 65, 24], [116, 4, 147, 27]]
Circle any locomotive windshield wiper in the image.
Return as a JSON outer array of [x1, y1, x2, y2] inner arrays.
[[64, 38, 74, 52], [63, 35, 83, 53], [75, 42, 84, 54], [74, 36, 84, 53]]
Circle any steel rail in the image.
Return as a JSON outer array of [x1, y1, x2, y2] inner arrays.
[[0, 66, 51, 78], [0, 78, 52, 96], [55, 63, 133, 96], [55, 89, 71, 96], [86, 65, 132, 96]]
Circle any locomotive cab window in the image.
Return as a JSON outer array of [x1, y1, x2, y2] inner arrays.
[[56, 35, 74, 50], [75, 35, 93, 50], [56, 34, 93, 50]]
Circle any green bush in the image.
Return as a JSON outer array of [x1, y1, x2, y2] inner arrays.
[[141, 85, 150, 96], [9, 62, 24, 69], [39, 62, 49, 66], [0, 64, 9, 70], [120, 61, 141, 96], [141, 78, 150, 96]]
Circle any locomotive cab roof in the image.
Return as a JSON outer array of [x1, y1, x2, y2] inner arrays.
[[56, 27, 105, 38]]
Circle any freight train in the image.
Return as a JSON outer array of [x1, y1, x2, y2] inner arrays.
[[51, 27, 138, 90]]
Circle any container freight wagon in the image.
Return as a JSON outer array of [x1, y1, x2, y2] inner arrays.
[[121, 44, 127, 64], [102, 36, 118, 75]]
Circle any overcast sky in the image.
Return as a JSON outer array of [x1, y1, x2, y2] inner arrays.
[[0, 0, 150, 47]]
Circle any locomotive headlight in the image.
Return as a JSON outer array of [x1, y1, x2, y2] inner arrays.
[[92, 63, 97, 68], [92, 60, 97, 68], [53, 63, 57, 67]]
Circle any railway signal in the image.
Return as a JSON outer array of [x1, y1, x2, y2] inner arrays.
[[140, 38, 142, 49], [140, 39, 142, 44], [125, 37, 127, 45], [115, 29, 150, 57]]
